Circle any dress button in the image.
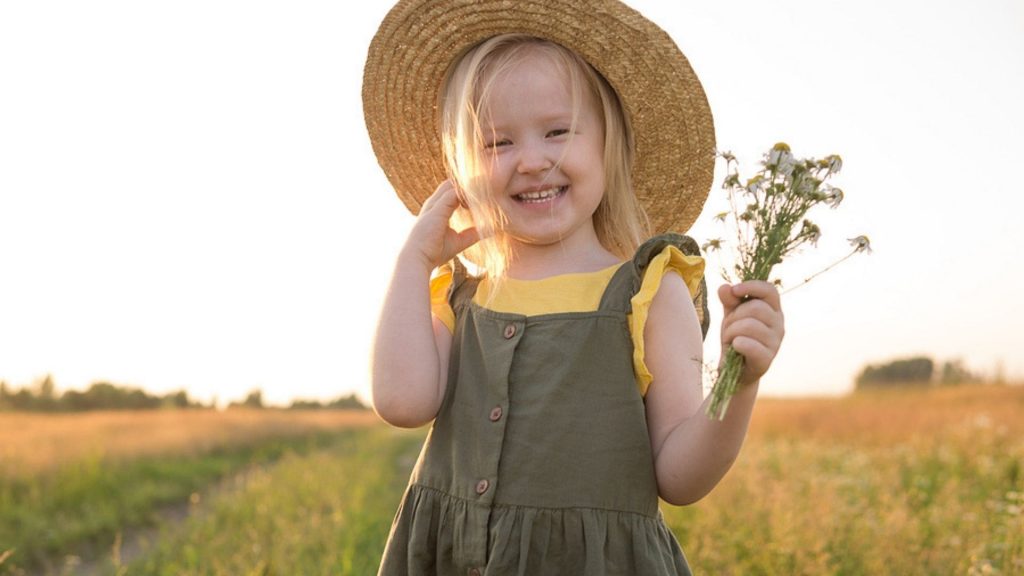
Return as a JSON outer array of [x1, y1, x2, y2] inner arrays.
[[503, 323, 517, 339], [489, 406, 503, 422], [475, 479, 490, 495]]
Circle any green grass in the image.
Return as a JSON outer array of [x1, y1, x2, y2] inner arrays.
[[3, 388, 1021, 575], [125, 427, 422, 576], [663, 439, 1004, 574], [0, 431, 360, 575], [661, 391, 1024, 575]]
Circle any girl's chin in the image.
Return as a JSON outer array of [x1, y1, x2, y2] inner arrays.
[[505, 227, 584, 250]]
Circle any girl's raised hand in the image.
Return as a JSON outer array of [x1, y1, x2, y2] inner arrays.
[[718, 281, 785, 385], [403, 180, 480, 270]]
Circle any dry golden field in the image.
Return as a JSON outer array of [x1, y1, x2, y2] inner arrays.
[[1, 386, 1021, 574], [749, 384, 1024, 445], [663, 384, 1024, 574], [0, 408, 378, 478]]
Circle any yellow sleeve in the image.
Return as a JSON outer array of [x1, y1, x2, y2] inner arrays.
[[430, 267, 456, 333], [629, 246, 706, 396]]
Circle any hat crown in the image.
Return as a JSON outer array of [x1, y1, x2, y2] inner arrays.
[[363, 0, 715, 234]]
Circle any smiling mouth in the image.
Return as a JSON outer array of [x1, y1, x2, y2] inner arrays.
[[514, 186, 568, 203]]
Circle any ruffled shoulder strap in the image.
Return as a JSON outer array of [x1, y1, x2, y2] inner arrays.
[[601, 234, 711, 396], [600, 233, 710, 339], [430, 258, 483, 333]]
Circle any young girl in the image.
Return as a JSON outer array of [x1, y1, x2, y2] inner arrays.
[[363, 1, 784, 574]]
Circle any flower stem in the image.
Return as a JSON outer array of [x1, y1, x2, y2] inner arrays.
[[707, 345, 745, 420], [781, 248, 857, 295]]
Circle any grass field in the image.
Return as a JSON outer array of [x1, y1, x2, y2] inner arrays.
[[664, 385, 1024, 574], [0, 409, 380, 574], [1, 386, 1021, 575]]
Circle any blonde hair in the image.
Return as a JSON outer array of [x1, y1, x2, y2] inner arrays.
[[440, 34, 650, 280]]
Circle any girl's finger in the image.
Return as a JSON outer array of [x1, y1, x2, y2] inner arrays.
[[717, 283, 742, 312], [724, 299, 783, 331], [721, 317, 778, 349], [729, 336, 774, 378], [728, 281, 782, 311], [720, 295, 783, 332], [447, 226, 481, 257], [420, 180, 458, 212]]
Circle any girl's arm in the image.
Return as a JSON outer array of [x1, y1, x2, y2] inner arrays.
[[644, 276, 784, 505], [370, 181, 478, 428]]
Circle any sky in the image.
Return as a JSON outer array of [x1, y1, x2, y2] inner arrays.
[[1, 0, 1022, 408]]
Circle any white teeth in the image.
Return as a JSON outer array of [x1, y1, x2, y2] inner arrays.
[[516, 186, 566, 202]]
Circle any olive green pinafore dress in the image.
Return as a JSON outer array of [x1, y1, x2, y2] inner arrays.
[[378, 234, 709, 576]]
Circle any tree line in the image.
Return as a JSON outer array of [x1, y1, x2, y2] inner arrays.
[[2, 357, 1000, 411], [0, 375, 368, 412], [855, 356, 991, 388]]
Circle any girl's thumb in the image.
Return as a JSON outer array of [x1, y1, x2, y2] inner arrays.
[[717, 283, 742, 312]]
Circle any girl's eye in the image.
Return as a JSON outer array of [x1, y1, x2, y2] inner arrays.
[[484, 139, 511, 149], [547, 129, 570, 138]]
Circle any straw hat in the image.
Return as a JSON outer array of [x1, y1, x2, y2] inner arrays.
[[362, 0, 715, 234]]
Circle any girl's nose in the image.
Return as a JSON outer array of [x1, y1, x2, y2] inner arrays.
[[516, 143, 553, 174]]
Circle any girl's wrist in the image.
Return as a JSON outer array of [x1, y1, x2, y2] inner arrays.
[[396, 244, 441, 277]]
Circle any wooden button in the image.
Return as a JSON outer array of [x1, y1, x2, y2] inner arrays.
[[503, 324, 517, 339], [489, 406, 503, 422], [475, 479, 490, 495]]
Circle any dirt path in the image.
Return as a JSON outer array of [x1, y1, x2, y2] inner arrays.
[[62, 465, 266, 576]]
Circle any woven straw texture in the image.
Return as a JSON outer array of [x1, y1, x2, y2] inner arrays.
[[363, 0, 715, 234]]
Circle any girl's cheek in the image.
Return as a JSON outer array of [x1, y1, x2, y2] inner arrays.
[[485, 161, 509, 190]]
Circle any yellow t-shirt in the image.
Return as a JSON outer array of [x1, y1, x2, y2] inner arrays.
[[430, 246, 704, 396]]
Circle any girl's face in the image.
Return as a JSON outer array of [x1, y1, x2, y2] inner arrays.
[[478, 50, 606, 254]]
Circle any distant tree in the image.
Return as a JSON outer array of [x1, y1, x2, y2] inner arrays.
[[0, 378, 204, 411], [32, 374, 60, 411], [938, 359, 979, 385], [856, 356, 934, 388], [286, 394, 369, 411], [61, 382, 160, 410], [235, 389, 264, 409], [37, 375, 56, 400], [10, 388, 35, 410], [61, 389, 90, 411], [162, 390, 201, 409], [327, 393, 369, 410]]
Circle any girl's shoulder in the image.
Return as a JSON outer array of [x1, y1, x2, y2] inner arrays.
[[626, 233, 710, 338]]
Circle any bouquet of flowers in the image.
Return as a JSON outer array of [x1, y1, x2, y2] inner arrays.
[[704, 142, 871, 420]]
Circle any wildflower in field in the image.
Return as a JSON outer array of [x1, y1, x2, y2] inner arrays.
[[705, 143, 870, 419], [824, 186, 844, 208], [702, 238, 724, 253], [745, 174, 766, 195], [799, 220, 822, 246], [765, 142, 794, 172], [848, 235, 872, 254]]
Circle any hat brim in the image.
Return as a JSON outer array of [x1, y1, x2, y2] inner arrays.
[[362, 0, 715, 234]]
